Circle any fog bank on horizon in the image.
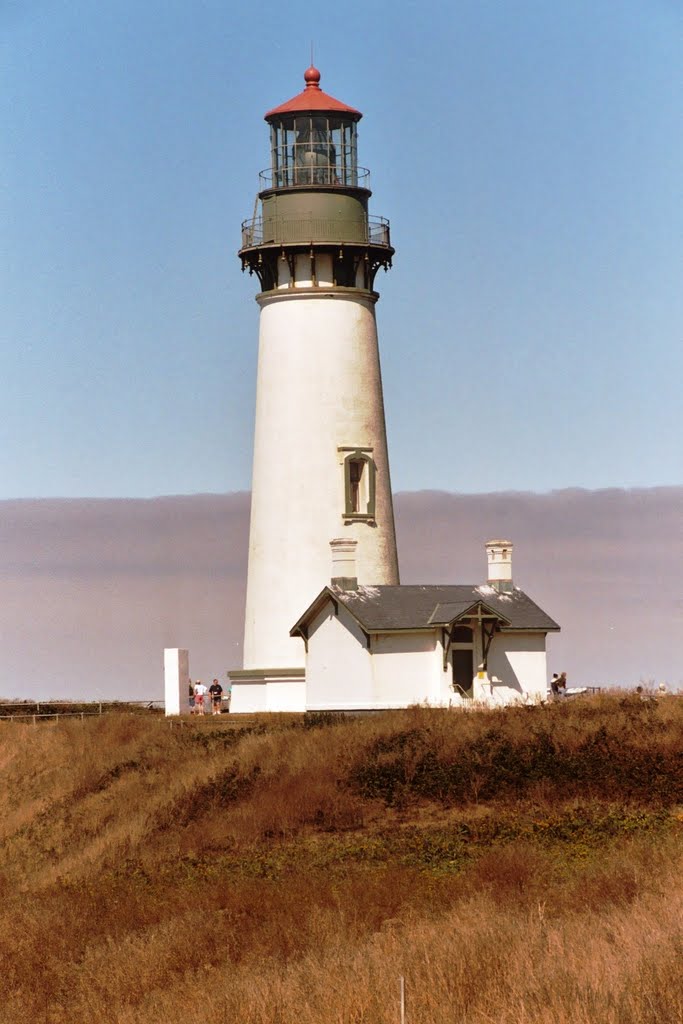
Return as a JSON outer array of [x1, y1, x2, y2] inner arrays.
[[0, 487, 679, 701]]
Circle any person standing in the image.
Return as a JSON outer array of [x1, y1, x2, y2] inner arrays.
[[209, 678, 223, 716], [193, 679, 207, 715]]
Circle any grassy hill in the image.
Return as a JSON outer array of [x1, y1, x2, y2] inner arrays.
[[2, 696, 683, 1023]]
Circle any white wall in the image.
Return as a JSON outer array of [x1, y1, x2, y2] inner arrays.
[[305, 601, 374, 710], [307, 613, 450, 710], [164, 648, 190, 716], [230, 681, 268, 713], [371, 632, 439, 706], [486, 632, 548, 703], [230, 673, 307, 713], [266, 679, 307, 712]]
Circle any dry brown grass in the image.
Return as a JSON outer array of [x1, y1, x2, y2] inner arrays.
[[1, 697, 682, 1022]]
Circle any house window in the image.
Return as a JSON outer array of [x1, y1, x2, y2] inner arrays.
[[341, 449, 376, 520]]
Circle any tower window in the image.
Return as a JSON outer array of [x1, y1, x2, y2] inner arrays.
[[340, 449, 376, 520], [349, 459, 363, 513]]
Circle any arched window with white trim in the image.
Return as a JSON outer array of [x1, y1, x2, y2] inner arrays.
[[340, 448, 376, 520]]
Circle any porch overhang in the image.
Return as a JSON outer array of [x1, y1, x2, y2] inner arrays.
[[437, 600, 512, 672]]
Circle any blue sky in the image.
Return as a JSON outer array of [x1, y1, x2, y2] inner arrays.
[[2, 0, 681, 499]]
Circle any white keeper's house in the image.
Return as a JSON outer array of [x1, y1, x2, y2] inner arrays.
[[291, 538, 560, 712], [217, 67, 560, 714]]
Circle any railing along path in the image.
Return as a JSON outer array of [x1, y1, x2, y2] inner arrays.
[[0, 700, 163, 723]]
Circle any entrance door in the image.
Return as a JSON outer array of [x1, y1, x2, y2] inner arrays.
[[452, 649, 474, 699]]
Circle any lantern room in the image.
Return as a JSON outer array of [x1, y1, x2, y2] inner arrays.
[[262, 66, 364, 190], [239, 66, 393, 286], [266, 114, 360, 188]]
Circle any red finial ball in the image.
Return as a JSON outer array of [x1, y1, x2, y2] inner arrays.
[[304, 65, 321, 88]]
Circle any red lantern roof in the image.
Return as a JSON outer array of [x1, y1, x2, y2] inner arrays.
[[264, 66, 362, 121]]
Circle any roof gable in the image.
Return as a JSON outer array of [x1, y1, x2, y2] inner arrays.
[[428, 598, 512, 628]]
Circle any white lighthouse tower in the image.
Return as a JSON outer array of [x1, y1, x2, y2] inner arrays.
[[229, 66, 399, 713]]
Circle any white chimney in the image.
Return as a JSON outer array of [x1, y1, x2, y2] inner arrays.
[[485, 540, 513, 593], [330, 538, 358, 590]]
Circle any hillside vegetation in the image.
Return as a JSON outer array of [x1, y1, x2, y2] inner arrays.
[[1, 696, 683, 1023]]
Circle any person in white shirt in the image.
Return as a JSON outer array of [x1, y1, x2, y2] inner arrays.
[[193, 680, 208, 715]]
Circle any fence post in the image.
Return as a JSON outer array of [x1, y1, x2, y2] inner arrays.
[[400, 976, 405, 1024]]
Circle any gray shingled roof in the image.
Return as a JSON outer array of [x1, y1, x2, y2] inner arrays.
[[329, 584, 560, 633]]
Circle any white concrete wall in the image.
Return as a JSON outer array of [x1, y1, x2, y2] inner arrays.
[[306, 612, 452, 711], [243, 290, 399, 673], [266, 679, 307, 712], [305, 601, 373, 710], [486, 632, 548, 704], [371, 632, 439, 706], [164, 648, 190, 716], [230, 681, 268, 713], [229, 673, 306, 713]]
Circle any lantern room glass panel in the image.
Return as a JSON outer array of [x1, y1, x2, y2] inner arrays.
[[269, 117, 358, 188]]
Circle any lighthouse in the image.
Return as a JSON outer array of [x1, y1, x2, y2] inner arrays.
[[229, 67, 399, 713]]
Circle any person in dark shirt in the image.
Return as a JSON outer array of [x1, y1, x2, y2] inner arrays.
[[209, 679, 223, 716]]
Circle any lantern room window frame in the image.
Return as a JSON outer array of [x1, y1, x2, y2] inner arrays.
[[269, 115, 359, 189]]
